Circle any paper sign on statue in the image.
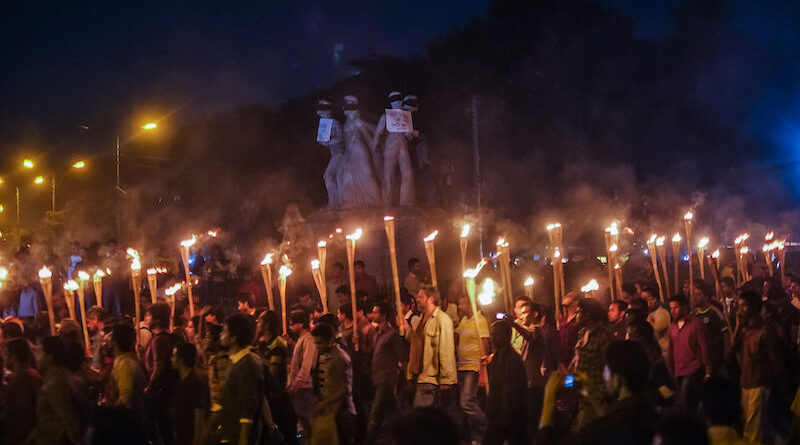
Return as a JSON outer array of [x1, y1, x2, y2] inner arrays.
[[385, 109, 413, 133], [317, 118, 333, 142]]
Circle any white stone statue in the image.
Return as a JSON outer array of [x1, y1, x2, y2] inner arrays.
[[371, 91, 415, 206], [316, 99, 345, 208], [338, 95, 381, 208]]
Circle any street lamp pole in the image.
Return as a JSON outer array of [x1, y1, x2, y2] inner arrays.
[[15, 187, 20, 235]]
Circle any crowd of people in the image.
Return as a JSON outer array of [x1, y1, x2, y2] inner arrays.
[[2, 238, 800, 445]]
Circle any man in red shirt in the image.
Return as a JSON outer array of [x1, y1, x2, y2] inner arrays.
[[668, 294, 708, 416]]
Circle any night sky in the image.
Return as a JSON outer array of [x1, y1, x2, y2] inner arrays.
[[2, 1, 800, 173]]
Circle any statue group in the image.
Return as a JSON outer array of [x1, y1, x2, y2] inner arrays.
[[316, 91, 425, 209]]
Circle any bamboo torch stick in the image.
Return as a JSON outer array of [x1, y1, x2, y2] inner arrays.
[[76, 271, 91, 352], [604, 227, 616, 300], [317, 241, 328, 312], [497, 238, 513, 312], [656, 237, 670, 298], [672, 233, 682, 295], [684, 211, 694, 292], [710, 249, 722, 298], [146, 268, 158, 304], [764, 232, 775, 277], [346, 228, 363, 351], [424, 230, 439, 289], [609, 244, 623, 298], [384, 217, 403, 321], [697, 237, 709, 281], [460, 224, 470, 285], [260, 253, 275, 312], [63, 280, 78, 321], [311, 260, 327, 313], [165, 284, 180, 332], [547, 223, 563, 305], [463, 260, 488, 357], [93, 269, 105, 309], [524, 277, 534, 300], [278, 265, 292, 337], [39, 266, 56, 335], [740, 246, 751, 282], [778, 240, 787, 286], [179, 235, 197, 318], [647, 235, 666, 301], [127, 249, 142, 344], [581, 279, 599, 299]]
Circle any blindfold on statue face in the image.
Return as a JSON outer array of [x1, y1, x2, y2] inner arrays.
[[317, 104, 333, 111], [343, 104, 358, 111]]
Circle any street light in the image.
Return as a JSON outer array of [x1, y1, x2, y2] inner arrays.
[[33, 176, 44, 184], [23, 159, 34, 169], [72, 161, 86, 169], [142, 122, 158, 130]]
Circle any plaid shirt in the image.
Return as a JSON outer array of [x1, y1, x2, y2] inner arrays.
[[572, 325, 613, 395]]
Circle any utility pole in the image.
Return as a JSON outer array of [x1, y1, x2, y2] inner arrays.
[[116, 137, 121, 241], [471, 94, 484, 257]]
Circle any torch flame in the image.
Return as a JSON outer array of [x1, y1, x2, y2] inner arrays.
[[460, 223, 470, 238], [317, 240, 327, 248], [624, 227, 635, 235], [554, 248, 561, 258], [424, 230, 439, 242], [763, 244, 771, 253], [383, 215, 394, 222], [335, 228, 343, 234], [614, 263, 621, 270], [94, 269, 105, 279], [261, 253, 274, 265], [672, 233, 682, 242], [766, 231, 775, 241], [609, 244, 618, 253], [656, 236, 665, 246], [165, 283, 182, 296], [546, 223, 562, 231], [77, 271, 90, 281], [777, 240, 786, 250], [477, 278, 496, 306], [581, 279, 600, 292], [311, 259, 320, 270], [463, 259, 487, 279], [712, 250, 720, 259], [147, 267, 157, 275], [346, 228, 363, 241], [279, 265, 292, 278], [648, 234, 658, 244], [126, 247, 140, 261], [524, 277, 534, 287], [740, 246, 750, 255], [0, 267, 8, 280], [684, 211, 694, 220], [38, 266, 52, 279], [63, 280, 79, 291], [180, 235, 197, 248], [698, 237, 709, 249], [605, 222, 619, 236], [207, 230, 218, 237]]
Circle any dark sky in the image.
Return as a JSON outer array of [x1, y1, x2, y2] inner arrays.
[[2, 0, 800, 169], [0, 1, 491, 144]]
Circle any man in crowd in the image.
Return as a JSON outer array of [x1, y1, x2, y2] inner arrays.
[[732, 290, 782, 442], [403, 285, 456, 408], [455, 296, 489, 444], [109, 323, 146, 424], [237, 293, 257, 317], [288, 310, 317, 437], [572, 298, 614, 429], [510, 299, 547, 440], [310, 322, 356, 445], [643, 287, 671, 358], [691, 280, 730, 377], [144, 303, 175, 445], [668, 294, 709, 415], [365, 302, 404, 445], [171, 342, 209, 445], [219, 313, 269, 445], [35, 336, 87, 445], [559, 291, 582, 367], [485, 319, 527, 445], [86, 306, 109, 370], [353, 260, 379, 299], [2, 338, 40, 445], [404, 258, 425, 299], [719, 276, 739, 329], [608, 299, 628, 339]]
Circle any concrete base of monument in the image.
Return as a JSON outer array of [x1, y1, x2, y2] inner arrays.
[[305, 205, 461, 295]]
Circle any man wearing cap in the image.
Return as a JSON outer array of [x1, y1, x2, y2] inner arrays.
[[316, 99, 346, 208], [372, 90, 415, 206]]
